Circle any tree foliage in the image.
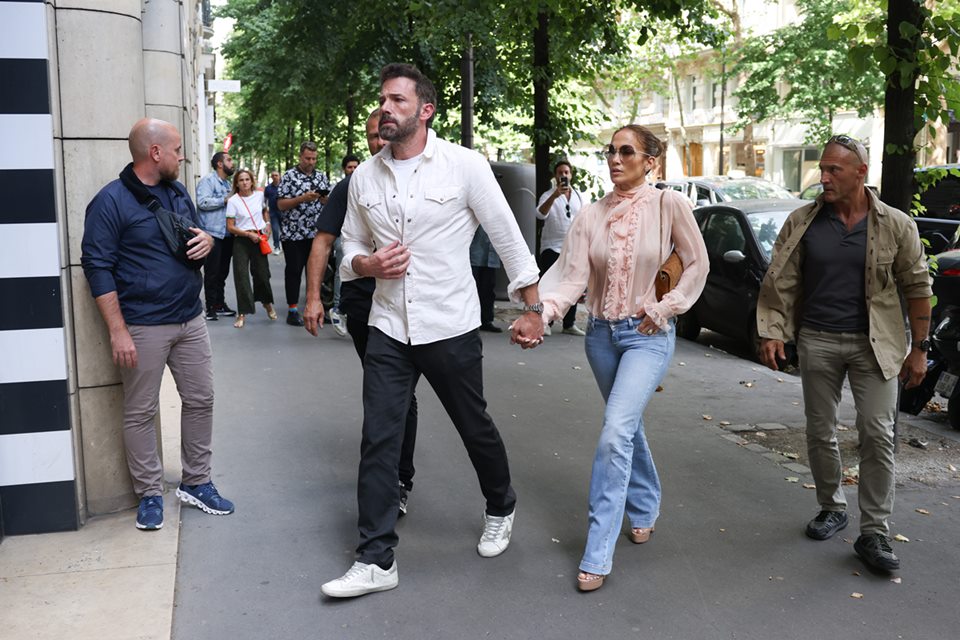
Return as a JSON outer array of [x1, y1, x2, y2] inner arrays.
[[730, 0, 885, 144], [217, 0, 720, 174]]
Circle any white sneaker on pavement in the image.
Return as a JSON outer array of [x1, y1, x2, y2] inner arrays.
[[562, 325, 586, 336], [543, 324, 552, 336], [321, 561, 398, 598], [477, 510, 515, 558]]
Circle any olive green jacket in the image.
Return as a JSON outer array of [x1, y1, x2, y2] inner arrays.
[[756, 190, 932, 379]]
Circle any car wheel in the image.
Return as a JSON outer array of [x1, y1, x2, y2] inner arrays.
[[676, 312, 700, 340]]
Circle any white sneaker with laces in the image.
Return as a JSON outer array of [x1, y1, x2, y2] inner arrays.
[[321, 561, 398, 598], [477, 510, 515, 558], [330, 307, 348, 337]]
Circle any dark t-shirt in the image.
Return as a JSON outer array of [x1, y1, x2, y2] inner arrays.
[[263, 183, 281, 217], [315, 174, 376, 320], [800, 204, 869, 333]]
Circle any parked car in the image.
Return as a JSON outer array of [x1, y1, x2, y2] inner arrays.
[[677, 198, 807, 355], [915, 164, 960, 219], [657, 176, 795, 208]]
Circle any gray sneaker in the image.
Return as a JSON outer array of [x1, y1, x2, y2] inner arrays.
[[477, 510, 515, 557], [321, 561, 398, 598]]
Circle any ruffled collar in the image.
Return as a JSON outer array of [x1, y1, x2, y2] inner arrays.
[[606, 182, 656, 226]]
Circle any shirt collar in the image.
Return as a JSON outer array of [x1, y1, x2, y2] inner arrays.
[[375, 128, 437, 165]]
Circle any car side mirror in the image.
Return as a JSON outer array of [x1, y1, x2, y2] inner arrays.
[[722, 249, 747, 264]]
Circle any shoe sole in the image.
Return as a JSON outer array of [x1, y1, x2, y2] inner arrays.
[[577, 575, 604, 592], [135, 521, 163, 530], [805, 518, 847, 540], [321, 580, 399, 598], [175, 487, 233, 515]]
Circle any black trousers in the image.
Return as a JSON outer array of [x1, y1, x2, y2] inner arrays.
[[281, 238, 313, 306], [472, 266, 498, 325], [346, 316, 418, 489], [538, 249, 578, 329], [357, 328, 516, 567], [203, 235, 234, 310]]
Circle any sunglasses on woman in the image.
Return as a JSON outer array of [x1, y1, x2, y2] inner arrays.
[[603, 145, 653, 160]]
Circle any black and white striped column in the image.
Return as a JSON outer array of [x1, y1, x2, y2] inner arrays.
[[0, 0, 78, 536]]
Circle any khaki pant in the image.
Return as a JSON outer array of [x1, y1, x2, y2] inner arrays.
[[120, 314, 214, 497], [798, 327, 898, 535]]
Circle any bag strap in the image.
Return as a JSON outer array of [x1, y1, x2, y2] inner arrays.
[[237, 194, 259, 231], [658, 189, 666, 266]]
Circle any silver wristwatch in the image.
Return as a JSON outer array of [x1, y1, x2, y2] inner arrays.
[[522, 302, 544, 315]]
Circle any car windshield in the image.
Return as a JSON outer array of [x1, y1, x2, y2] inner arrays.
[[719, 180, 794, 201], [748, 210, 792, 260]]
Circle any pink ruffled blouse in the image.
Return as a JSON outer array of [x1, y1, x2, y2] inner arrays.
[[539, 183, 709, 329]]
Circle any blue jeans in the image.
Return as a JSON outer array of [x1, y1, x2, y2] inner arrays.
[[580, 316, 675, 575], [270, 215, 282, 249]]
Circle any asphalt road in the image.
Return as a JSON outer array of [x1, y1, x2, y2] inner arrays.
[[173, 256, 960, 640]]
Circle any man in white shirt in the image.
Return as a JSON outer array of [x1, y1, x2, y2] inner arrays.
[[536, 160, 585, 335], [321, 63, 544, 599]]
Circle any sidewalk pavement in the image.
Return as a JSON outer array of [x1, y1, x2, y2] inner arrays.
[[0, 370, 183, 640], [3, 290, 959, 639]]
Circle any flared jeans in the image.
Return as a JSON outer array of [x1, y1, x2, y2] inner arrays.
[[580, 316, 675, 575]]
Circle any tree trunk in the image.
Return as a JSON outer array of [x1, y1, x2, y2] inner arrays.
[[346, 94, 356, 157], [533, 9, 551, 203], [461, 33, 474, 150], [743, 123, 756, 177], [880, 0, 923, 213]]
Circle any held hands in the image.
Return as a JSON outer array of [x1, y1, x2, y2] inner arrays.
[[186, 228, 213, 260], [510, 312, 545, 349], [358, 241, 410, 279]]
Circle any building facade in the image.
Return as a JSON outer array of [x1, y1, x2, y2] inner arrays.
[[0, 0, 216, 540]]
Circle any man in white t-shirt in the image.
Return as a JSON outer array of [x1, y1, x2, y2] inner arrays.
[[536, 160, 585, 335]]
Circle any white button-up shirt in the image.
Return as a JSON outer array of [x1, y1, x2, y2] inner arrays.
[[341, 130, 539, 345]]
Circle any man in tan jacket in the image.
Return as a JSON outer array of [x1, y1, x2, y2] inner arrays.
[[757, 135, 931, 572]]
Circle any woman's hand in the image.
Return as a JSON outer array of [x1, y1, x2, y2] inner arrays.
[[249, 231, 259, 244], [635, 313, 660, 336]]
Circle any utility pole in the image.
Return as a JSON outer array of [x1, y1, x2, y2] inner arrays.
[[461, 33, 474, 149]]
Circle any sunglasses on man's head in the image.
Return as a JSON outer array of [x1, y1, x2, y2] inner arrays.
[[827, 135, 867, 164]]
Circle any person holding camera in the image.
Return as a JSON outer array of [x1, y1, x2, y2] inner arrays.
[[226, 168, 276, 329], [536, 160, 585, 335], [81, 118, 235, 531], [277, 141, 331, 326]]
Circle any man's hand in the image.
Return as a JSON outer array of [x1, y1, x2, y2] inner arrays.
[[186, 228, 213, 260], [355, 241, 410, 279], [510, 312, 544, 349], [900, 348, 928, 389], [302, 191, 320, 204], [110, 327, 138, 369], [303, 299, 325, 336], [759, 338, 786, 371]]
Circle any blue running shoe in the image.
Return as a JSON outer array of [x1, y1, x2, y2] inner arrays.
[[136, 495, 164, 530], [176, 481, 235, 515]]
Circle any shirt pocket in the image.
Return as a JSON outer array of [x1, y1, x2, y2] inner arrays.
[[876, 250, 896, 290], [422, 186, 463, 221], [359, 191, 387, 224]]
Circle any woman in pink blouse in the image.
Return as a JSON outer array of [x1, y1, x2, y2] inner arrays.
[[538, 125, 708, 591]]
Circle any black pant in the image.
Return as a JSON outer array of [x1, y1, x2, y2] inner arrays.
[[347, 316, 418, 489], [203, 235, 234, 310], [472, 266, 498, 325], [357, 328, 516, 567], [281, 238, 313, 306], [538, 249, 578, 328]]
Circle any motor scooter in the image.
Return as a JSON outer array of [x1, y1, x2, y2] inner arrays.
[[929, 307, 960, 430]]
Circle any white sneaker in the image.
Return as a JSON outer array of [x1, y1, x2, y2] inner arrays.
[[562, 325, 586, 336], [542, 324, 552, 336], [477, 510, 515, 558], [321, 561, 398, 598], [330, 307, 348, 337]]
